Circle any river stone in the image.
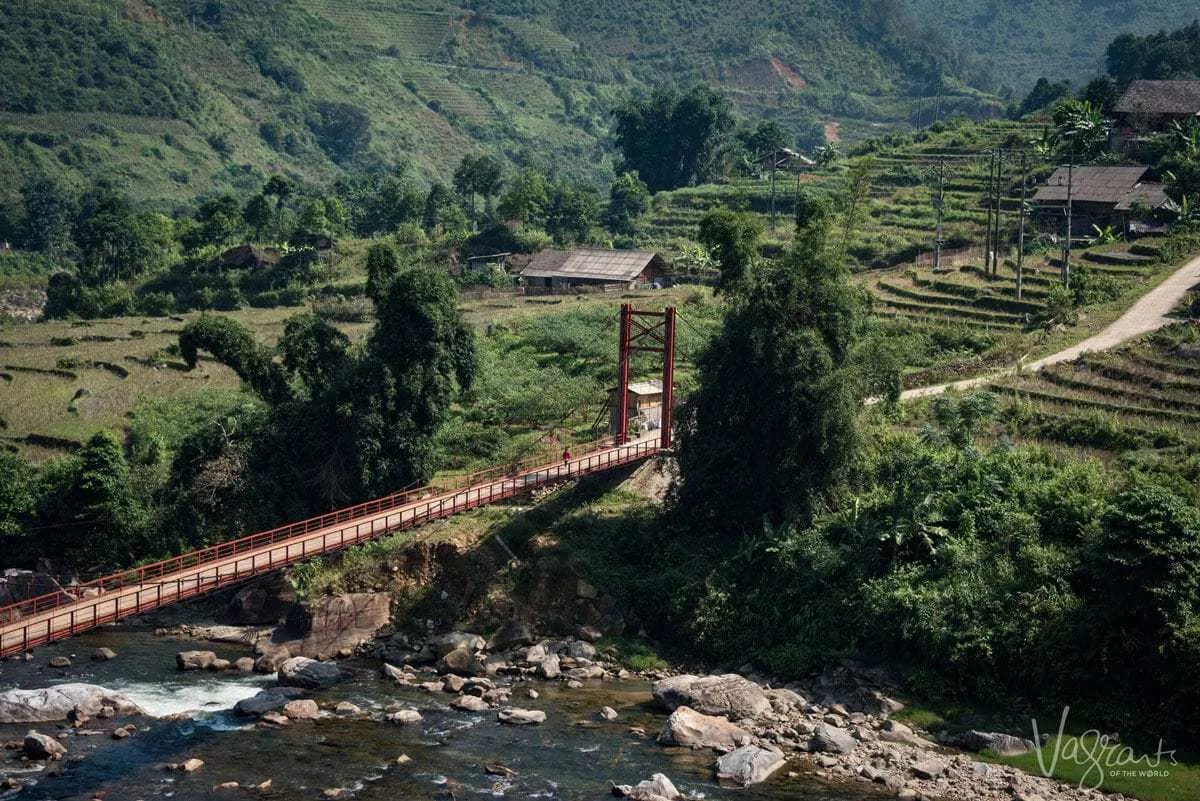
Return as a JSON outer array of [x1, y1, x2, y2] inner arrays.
[[91, 647, 117, 661], [233, 688, 306, 717], [429, 632, 486, 656], [387, 709, 422, 724], [498, 707, 546, 725], [233, 657, 256, 672], [567, 664, 604, 680], [634, 773, 680, 800], [812, 723, 858, 754], [23, 731, 67, 760], [911, 757, 948, 780], [282, 699, 320, 720], [600, 706, 619, 721], [651, 674, 771, 720], [438, 647, 481, 676], [715, 745, 785, 786], [522, 644, 548, 664], [443, 674, 467, 693], [278, 656, 344, 689], [48, 656, 71, 668], [536, 653, 560, 679], [290, 592, 391, 660], [0, 684, 143, 723], [381, 662, 407, 682], [451, 695, 491, 712], [176, 650, 217, 671], [879, 720, 925, 747], [180, 758, 205, 772], [659, 706, 751, 751], [209, 658, 232, 671], [565, 641, 597, 660], [947, 729, 1036, 756]]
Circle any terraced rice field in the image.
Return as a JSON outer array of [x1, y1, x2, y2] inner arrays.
[[990, 326, 1200, 451], [302, 1, 456, 57]]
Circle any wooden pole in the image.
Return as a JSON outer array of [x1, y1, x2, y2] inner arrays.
[[1017, 151, 1028, 300]]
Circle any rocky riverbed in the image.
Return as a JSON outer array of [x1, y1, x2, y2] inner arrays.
[[0, 623, 1138, 801]]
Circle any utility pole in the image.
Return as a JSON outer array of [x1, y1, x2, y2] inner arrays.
[[983, 150, 995, 275], [932, 158, 946, 271], [769, 152, 777, 234], [1063, 161, 1074, 288], [1017, 151, 1028, 300], [993, 148, 1005, 276]]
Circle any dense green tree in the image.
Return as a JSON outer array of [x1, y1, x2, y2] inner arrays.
[[1016, 77, 1072, 116], [675, 191, 865, 535], [613, 85, 736, 192], [338, 172, 423, 236], [307, 101, 371, 164], [180, 314, 292, 405], [21, 176, 77, 254], [497, 167, 549, 227], [365, 241, 401, 301], [603, 171, 650, 236], [0, 453, 36, 562], [243, 194, 273, 240], [544, 182, 600, 245], [182, 194, 244, 252], [736, 121, 790, 161], [76, 191, 175, 285], [452, 154, 504, 218], [1107, 22, 1200, 88], [1080, 74, 1119, 114], [697, 209, 762, 294]]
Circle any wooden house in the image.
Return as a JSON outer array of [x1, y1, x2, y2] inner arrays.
[[1032, 165, 1172, 235], [520, 249, 666, 289], [608, 380, 664, 435]]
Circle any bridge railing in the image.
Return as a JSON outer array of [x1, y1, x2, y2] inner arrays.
[[0, 438, 658, 657], [0, 436, 650, 627]]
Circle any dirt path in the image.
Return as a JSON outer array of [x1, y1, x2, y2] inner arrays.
[[899, 252, 1200, 401]]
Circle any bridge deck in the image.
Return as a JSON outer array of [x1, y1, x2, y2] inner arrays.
[[0, 438, 660, 658]]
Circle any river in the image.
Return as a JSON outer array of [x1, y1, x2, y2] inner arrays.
[[0, 629, 882, 801]]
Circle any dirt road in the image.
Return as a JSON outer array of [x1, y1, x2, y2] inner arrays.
[[899, 253, 1200, 401]]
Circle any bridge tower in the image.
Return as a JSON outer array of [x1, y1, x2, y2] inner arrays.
[[615, 304, 676, 449]]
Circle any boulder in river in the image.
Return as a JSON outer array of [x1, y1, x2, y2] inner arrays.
[[497, 707, 546, 725], [233, 688, 306, 717], [282, 699, 320, 720], [0, 684, 143, 723], [658, 706, 750, 751], [176, 650, 217, 671], [651, 674, 771, 720], [92, 648, 117, 661], [48, 656, 71, 669], [714, 745, 785, 786], [451, 695, 491, 712], [429, 631, 486, 656], [277, 656, 344, 689], [438, 647, 482, 676], [536, 653, 561, 679], [23, 731, 67, 760], [386, 709, 422, 724]]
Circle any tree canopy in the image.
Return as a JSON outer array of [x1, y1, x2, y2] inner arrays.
[[613, 85, 736, 192]]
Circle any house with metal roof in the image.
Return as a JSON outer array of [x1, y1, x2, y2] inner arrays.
[[520, 249, 666, 289], [1032, 165, 1172, 234], [1113, 80, 1200, 150]]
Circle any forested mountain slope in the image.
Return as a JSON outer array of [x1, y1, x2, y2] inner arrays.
[[0, 0, 1190, 213], [905, 0, 1199, 93]]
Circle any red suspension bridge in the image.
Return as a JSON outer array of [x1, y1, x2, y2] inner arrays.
[[0, 305, 678, 659]]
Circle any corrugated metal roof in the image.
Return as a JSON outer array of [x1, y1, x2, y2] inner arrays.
[[1115, 81, 1200, 116], [1032, 166, 1152, 204], [627, 380, 662, 396], [521, 249, 662, 282]]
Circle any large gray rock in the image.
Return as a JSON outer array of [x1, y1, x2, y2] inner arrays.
[[287, 593, 391, 660], [651, 674, 771, 720], [565, 640, 596, 660], [634, 774, 680, 800], [659, 706, 750, 751], [23, 731, 67, 761], [537, 653, 560, 679], [948, 729, 1036, 756], [811, 723, 858, 755], [176, 650, 218, 670], [0, 684, 143, 723], [911, 757, 948, 780], [277, 656, 344, 689], [498, 707, 546, 725], [715, 745, 785, 786], [233, 687, 306, 717], [487, 621, 535, 651], [438, 647, 482, 676], [429, 632, 486, 656]]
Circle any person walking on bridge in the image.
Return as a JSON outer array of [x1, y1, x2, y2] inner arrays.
[[562, 447, 572, 470]]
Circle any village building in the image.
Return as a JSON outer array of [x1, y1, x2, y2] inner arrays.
[[608, 379, 664, 436], [1112, 80, 1200, 150], [758, 147, 816, 174], [1032, 164, 1172, 236], [520, 248, 667, 290]]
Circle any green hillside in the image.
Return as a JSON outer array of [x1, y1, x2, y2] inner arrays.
[[905, 0, 1200, 93]]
